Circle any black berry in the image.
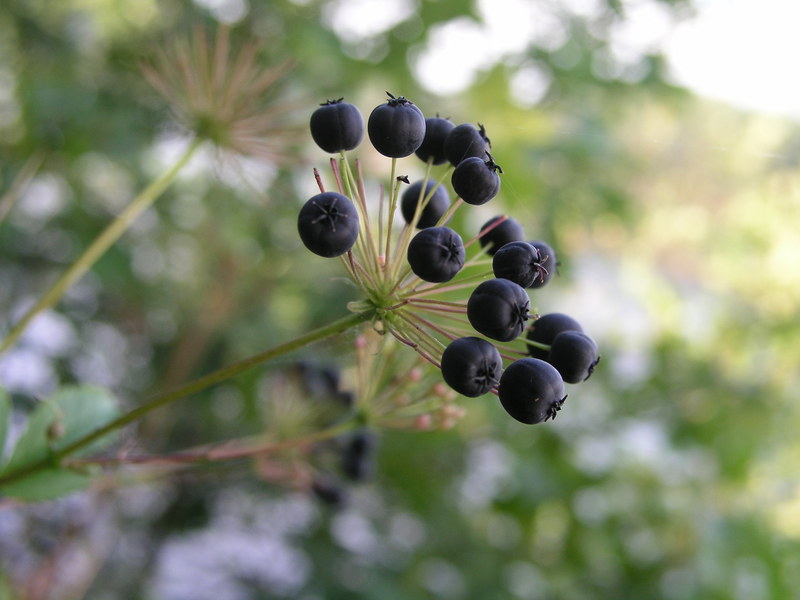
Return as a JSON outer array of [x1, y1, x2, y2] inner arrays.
[[407, 226, 466, 283], [467, 278, 530, 342], [400, 180, 450, 229], [440, 336, 502, 397], [528, 240, 556, 288], [451, 154, 502, 206], [297, 192, 360, 258], [498, 358, 566, 424], [547, 330, 600, 383], [443, 123, 490, 167], [309, 98, 364, 153], [415, 116, 456, 165], [526, 313, 583, 360], [367, 92, 426, 158], [492, 241, 549, 288], [341, 429, 377, 482], [479, 215, 525, 256]]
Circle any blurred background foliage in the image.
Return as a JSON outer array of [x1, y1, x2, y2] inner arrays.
[[1, 0, 799, 598]]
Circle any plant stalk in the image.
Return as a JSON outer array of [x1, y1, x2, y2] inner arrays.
[[0, 138, 203, 356]]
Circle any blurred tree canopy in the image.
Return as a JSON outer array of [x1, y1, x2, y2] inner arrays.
[[1, 0, 800, 599]]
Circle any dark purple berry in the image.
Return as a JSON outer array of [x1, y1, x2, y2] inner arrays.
[[528, 240, 556, 288], [526, 313, 583, 360], [451, 154, 502, 206], [440, 337, 502, 397], [297, 192, 359, 258], [498, 358, 566, 424], [467, 278, 530, 342], [443, 123, 491, 167], [400, 180, 450, 229], [547, 330, 600, 383], [415, 116, 455, 165], [479, 215, 525, 256], [407, 226, 465, 283], [341, 429, 377, 482], [367, 92, 426, 158], [309, 98, 364, 153], [311, 477, 348, 507], [492, 241, 549, 288]]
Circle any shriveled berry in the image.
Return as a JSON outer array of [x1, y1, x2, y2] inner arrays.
[[401, 180, 450, 229], [498, 358, 566, 424], [443, 122, 490, 166], [492, 241, 549, 288], [297, 192, 359, 258], [367, 92, 426, 158], [310, 98, 364, 153], [526, 313, 583, 360], [440, 337, 502, 397], [528, 240, 556, 288], [415, 116, 455, 165], [547, 330, 600, 383], [479, 215, 525, 256], [467, 278, 530, 342], [451, 154, 502, 206], [407, 226, 465, 282]]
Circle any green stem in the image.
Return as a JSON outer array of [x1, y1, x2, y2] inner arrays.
[[0, 310, 372, 487], [0, 138, 203, 356]]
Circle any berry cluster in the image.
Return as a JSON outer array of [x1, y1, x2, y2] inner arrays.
[[299, 93, 600, 426]]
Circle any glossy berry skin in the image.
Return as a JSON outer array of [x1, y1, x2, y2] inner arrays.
[[367, 93, 426, 158], [310, 99, 364, 153], [498, 358, 566, 424], [297, 192, 359, 258], [415, 116, 455, 165], [528, 240, 556, 288], [440, 337, 502, 397], [443, 123, 490, 166], [492, 241, 549, 288], [467, 278, 530, 342], [547, 330, 600, 383], [407, 226, 465, 283], [401, 180, 450, 229], [526, 313, 583, 360], [451, 154, 502, 206], [479, 215, 525, 256]]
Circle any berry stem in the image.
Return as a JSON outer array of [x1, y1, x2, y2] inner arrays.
[[383, 158, 399, 280], [0, 310, 373, 488], [0, 137, 203, 356]]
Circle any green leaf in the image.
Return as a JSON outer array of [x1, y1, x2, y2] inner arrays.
[[0, 467, 93, 502], [46, 384, 120, 456], [0, 398, 58, 477], [0, 388, 9, 468], [0, 385, 119, 501]]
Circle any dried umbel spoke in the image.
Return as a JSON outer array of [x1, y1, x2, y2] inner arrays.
[[141, 25, 299, 162]]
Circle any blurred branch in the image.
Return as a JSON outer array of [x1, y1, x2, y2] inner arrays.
[[0, 151, 46, 226], [0, 138, 202, 356]]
